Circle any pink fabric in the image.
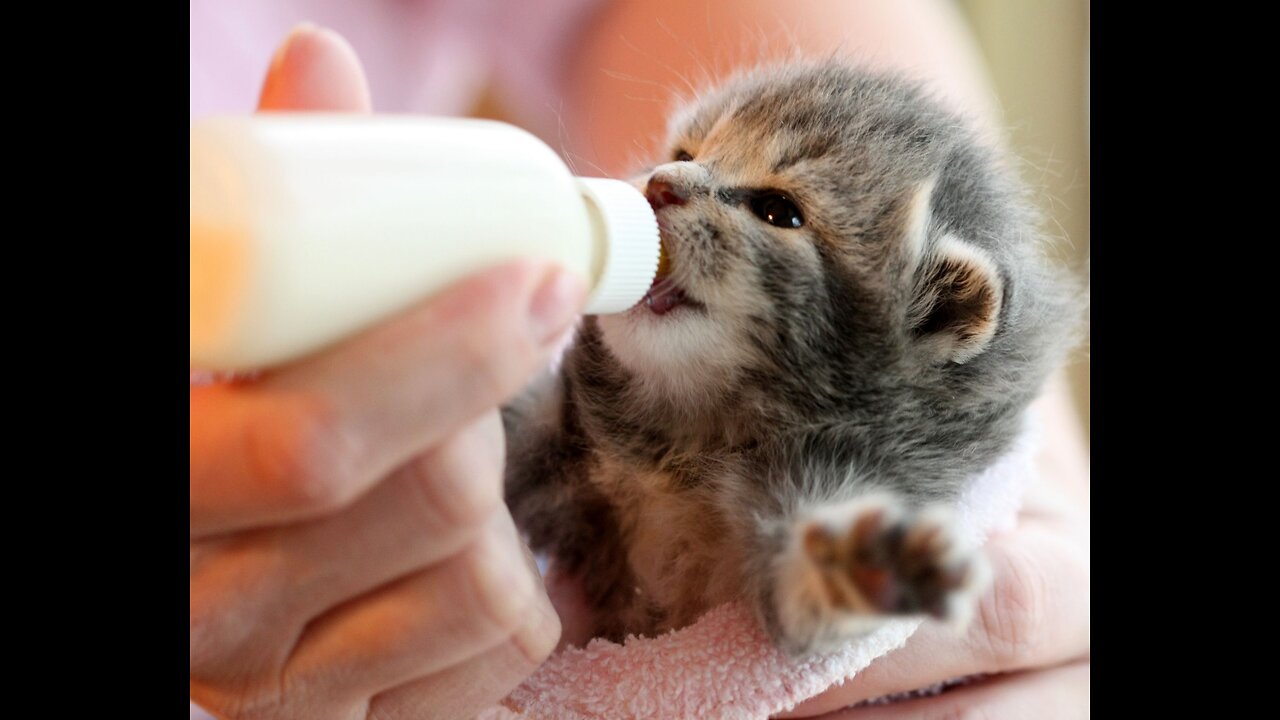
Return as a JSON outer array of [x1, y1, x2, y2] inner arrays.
[[480, 421, 1038, 720], [482, 605, 920, 720]]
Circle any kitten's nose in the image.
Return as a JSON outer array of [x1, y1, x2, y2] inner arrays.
[[645, 177, 687, 211]]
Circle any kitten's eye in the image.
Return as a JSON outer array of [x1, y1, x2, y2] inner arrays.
[[674, 150, 693, 162], [749, 193, 804, 228]]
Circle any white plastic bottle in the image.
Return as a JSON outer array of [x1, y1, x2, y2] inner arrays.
[[190, 114, 660, 371]]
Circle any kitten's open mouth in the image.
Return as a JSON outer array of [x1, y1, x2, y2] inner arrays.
[[643, 276, 696, 315], [640, 235, 704, 316]]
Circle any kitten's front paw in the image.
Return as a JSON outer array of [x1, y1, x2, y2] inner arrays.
[[770, 496, 991, 655], [801, 498, 989, 628]]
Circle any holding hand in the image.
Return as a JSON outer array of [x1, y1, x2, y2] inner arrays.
[[190, 26, 581, 719]]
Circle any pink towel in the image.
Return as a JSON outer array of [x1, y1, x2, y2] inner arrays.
[[482, 419, 1039, 720]]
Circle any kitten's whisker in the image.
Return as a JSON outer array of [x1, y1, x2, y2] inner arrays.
[[546, 99, 578, 175], [565, 150, 610, 178], [601, 68, 669, 90], [618, 33, 701, 100], [543, 101, 612, 180], [654, 18, 717, 93]]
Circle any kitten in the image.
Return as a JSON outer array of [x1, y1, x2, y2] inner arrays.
[[503, 61, 1078, 655]]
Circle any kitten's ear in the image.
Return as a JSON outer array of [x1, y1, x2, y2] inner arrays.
[[909, 235, 1004, 364]]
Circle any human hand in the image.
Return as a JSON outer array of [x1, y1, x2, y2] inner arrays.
[[190, 25, 580, 719], [776, 381, 1090, 718]]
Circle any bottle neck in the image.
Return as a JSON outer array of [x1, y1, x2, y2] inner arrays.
[[574, 178, 660, 315]]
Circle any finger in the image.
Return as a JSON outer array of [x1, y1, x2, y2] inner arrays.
[[777, 522, 1089, 718], [824, 660, 1089, 720], [366, 614, 561, 720], [190, 412, 505, 665], [275, 412, 507, 618], [190, 261, 585, 537], [281, 509, 560, 703], [258, 23, 372, 112]]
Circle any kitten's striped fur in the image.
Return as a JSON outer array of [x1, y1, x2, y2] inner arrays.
[[503, 61, 1078, 655]]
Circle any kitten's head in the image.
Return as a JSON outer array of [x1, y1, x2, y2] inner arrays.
[[592, 61, 1076, 428]]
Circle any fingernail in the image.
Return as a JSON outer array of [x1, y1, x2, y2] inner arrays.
[[528, 269, 587, 346], [290, 20, 321, 36], [270, 22, 320, 69], [514, 584, 563, 664], [259, 22, 372, 113], [512, 589, 563, 661]]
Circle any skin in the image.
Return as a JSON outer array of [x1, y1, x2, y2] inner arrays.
[[192, 2, 1089, 715], [190, 26, 580, 720], [558, 1, 1089, 716]]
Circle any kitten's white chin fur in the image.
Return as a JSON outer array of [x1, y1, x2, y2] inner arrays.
[[597, 307, 748, 403], [597, 262, 776, 404]]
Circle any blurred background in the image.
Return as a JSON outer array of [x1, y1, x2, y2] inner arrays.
[[959, 0, 1089, 441], [192, 0, 1089, 438]]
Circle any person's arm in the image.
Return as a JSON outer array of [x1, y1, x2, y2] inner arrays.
[[561, 0, 1001, 177], [561, 1, 1089, 716]]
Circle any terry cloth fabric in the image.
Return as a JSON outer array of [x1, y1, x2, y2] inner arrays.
[[480, 418, 1040, 720]]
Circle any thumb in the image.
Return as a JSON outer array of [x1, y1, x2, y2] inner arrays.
[[257, 23, 372, 112]]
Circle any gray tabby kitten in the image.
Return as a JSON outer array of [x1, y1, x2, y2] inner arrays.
[[503, 61, 1077, 656]]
